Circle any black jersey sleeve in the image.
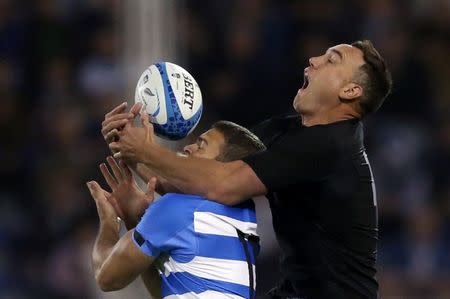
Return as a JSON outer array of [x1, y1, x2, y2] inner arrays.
[[243, 126, 337, 191]]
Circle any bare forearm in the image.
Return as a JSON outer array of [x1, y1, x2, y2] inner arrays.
[[92, 220, 120, 277], [136, 143, 266, 205], [93, 230, 154, 292], [139, 144, 224, 198]]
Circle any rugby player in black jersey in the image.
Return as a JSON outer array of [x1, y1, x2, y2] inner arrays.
[[103, 40, 392, 299]]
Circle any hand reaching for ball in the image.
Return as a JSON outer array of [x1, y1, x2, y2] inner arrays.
[[108, 111, 156, 164], [101, 101, 142, 148]]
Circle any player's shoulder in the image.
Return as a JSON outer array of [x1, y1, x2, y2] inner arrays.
[[310, 117, 361, 134], [252, 113, 298, 131], [195, 199, 257, 224], [319, 118, 364, 150], [302, 118, 363, 147], [137, 193, 206, 240], [150, 193, 206, 215], [140, 195, 256, 232], [251, 113, 299, 145], [155, 193, 205, 205]]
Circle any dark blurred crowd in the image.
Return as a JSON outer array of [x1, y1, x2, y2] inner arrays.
[[0, 0, 449, 298]]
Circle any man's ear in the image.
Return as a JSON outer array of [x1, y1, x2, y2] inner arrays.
[[339, 83, 363, 102]]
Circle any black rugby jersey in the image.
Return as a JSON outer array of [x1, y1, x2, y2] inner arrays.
[[244, 114, 379, 299]]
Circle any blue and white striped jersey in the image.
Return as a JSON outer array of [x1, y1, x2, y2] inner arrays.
[[132, 193, 259, 299]]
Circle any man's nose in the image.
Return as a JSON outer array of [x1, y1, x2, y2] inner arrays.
[[309, 57, 319, 69]]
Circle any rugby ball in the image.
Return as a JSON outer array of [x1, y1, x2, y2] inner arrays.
[[135, 62, 203, 140]]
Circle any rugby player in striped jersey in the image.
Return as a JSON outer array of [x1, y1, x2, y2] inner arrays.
[[87, 120, 266, 299]]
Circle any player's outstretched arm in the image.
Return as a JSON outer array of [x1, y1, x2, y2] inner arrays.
[[109, 112, 267, 205], [87, 181, 159, 295], [94, 229, 157, 292], [101, 102, 177, 195]]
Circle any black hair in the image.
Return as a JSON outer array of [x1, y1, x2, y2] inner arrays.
[[351, 40, 393, 116], [211, 121, 266, 162]]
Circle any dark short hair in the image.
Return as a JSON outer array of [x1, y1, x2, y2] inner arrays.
[[211, 121, 266, 162], [351, 40, 393, 116]]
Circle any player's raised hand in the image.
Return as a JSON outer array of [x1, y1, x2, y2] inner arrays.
[[86, 181, 120, 231], [99, 156, 153, 229], [102, 101, 142, 145], [109, 111, 155, 163]]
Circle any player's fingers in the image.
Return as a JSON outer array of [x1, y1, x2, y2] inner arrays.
[[102, 114, 134, 134], [130, 102, 143, 116], [123, 120, 135, 130], [105, 129, 119, 143], [86, 181, 106, 201], [99, 163, 118, 190], [105, 101, 127, 118], [106, 156, 124, 182], [102, 113, 135, 127], [119, 160, 133, 181], [113, 151, 122, 159], [101, 119, 130, 137]]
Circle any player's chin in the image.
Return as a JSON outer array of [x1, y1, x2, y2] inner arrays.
[[293, 93, 303, 112]]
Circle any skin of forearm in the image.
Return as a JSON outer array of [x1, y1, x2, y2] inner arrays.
[[140, 143, 230, 200], [92, 219, 120, 278]]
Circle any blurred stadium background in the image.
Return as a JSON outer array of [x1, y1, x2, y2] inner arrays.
[[1, 0, 449, 298]]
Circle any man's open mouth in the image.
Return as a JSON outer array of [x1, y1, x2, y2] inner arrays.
[[301, 72, 310, 90]]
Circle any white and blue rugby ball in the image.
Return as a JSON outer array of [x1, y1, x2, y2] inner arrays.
[[135, 62, 203, 140]]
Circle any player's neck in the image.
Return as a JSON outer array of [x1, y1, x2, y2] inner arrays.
[[301, 107, 360, 127]]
